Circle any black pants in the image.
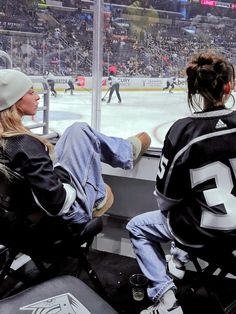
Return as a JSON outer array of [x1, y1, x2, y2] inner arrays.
[[107, 83, 121, 103], [163, 81, 170, 90]]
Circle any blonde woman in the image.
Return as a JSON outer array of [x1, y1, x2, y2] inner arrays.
[[0, 69, 151, 229]]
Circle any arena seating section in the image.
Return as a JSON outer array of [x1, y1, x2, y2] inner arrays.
[[0, 0, 235, 78]]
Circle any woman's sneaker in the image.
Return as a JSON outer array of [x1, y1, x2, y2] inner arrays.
[[140, 302, 183, 314], [140, 289, 183, 314], [166, 255, 186, 280]]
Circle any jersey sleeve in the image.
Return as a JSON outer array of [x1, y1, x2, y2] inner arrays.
[[155, 126, 185, 211]]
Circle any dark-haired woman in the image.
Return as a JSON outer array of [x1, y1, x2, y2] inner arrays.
[[127, 52, 236, 314]]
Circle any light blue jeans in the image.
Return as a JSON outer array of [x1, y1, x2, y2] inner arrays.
[[126, 210, 188, 302], [54, 122, 133, 224]]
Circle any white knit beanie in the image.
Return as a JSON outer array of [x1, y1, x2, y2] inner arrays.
[[0, 69, 33, 112]]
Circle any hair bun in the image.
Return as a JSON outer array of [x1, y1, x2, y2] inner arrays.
[[197, 67, 216, 81], [197, 54, 212, 66]]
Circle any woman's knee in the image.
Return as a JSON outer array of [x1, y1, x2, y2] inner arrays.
[[69, 121, 89, 132], [64, 122, 93, 140], [126, 215, 143, 237]]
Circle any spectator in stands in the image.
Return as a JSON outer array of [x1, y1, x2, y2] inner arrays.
[[0, 69, 151, 231], [127, 52, 236, 314], [54, 28, 61, 39]]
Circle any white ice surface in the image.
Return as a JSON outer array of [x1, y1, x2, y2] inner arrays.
[[24, 90, 236, 148]]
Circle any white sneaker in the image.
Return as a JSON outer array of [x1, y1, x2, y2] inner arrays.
[[140, 289, 183, 314], [140, 301, 183, 314], [166, 255, 186, 280]]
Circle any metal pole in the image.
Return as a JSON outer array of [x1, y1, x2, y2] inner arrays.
[[161, 55, 163, 77], [58, 41, 61, 73], [43, 39, 45, 74], [26, 37, 29, 71], [75, 51, 78, 74], [107, 51, 110, 76], [91, 0, 104, 131], [10, 37, 13, 65]]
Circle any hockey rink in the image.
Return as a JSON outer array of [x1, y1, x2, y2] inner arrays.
[[30, 90, 236, 148]]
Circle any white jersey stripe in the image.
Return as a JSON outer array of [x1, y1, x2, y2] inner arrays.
[[164, 127, 236, 194]]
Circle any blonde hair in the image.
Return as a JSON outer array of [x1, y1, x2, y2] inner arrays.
[[0, 103, 54, 154]]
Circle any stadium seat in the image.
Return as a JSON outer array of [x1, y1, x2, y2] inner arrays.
[[174, 239, 236, 313], [0, 165, 105, 297], [0, 275, 118, 314]]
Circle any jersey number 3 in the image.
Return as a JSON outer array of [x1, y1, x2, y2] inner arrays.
[[190, 160, 236, 231]]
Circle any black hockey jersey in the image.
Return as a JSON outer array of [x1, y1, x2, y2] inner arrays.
[[155, 107, 236, 246]]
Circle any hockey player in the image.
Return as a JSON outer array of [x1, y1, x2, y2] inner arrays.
[[45, 71, 57, 97], [107, 71, 122, 104], [65, 77, 75, 95], [162, 77, 176, 93], [127, 52, 236, 314]]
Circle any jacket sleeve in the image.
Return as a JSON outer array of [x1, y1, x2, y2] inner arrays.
[[7, 135, 76, 216]]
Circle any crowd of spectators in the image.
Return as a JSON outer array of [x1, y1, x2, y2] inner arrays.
[[0, 0, 235, 78]]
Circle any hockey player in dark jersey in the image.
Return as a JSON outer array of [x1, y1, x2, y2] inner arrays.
[[127, 52, 235, 314], [65, 77, 75, 95], [107, 71, 122, 104]]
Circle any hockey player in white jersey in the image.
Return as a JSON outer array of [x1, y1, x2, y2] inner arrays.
[[45, 71, 57, 97], [107, 71, 122, 104]]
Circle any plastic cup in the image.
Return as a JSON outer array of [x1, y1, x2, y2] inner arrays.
[[129, 273, 148, 301]]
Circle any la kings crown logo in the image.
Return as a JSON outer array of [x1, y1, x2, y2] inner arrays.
[[20, 293, 91, 314]]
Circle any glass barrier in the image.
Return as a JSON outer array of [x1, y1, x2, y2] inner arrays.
[[0, 0, 235, 148], [100, 1, 236, 148]]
